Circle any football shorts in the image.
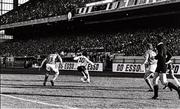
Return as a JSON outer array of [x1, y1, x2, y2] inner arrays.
[[46, 62, 59, 72], [146, 64, 157, 73], [77, 66, 86, 72]]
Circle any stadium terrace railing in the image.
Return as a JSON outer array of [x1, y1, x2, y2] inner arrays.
[[75, 0, 179, 16], [0, 0, 179, 30], [0, 15, 67, 30]]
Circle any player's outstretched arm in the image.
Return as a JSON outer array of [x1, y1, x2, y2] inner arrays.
[[57, 54, 63, 64], [142, 52, 149, 65], [86, 57, 94, 66], [39, 58, 47, 68], [74, 56, 79, 60], [166, 60, 172, 65]]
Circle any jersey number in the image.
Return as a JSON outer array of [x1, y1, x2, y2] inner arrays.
[[79, 58, 85, 63]]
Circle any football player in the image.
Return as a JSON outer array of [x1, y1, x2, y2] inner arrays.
[[74, 51, 94, 83], [163, 59, 180, 90], [142, 43, 157, 92], [152, 36, 180, 99], [39, 52, 63, 86]]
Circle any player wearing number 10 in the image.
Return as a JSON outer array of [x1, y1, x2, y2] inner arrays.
[[39, 52, 63, 86], [74, 51, 94, 83]]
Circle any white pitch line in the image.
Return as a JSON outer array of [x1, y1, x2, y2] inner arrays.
[[0, 94, 79, 109]]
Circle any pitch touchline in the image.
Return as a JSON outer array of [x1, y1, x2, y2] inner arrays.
[[0, 94, 78, 109]]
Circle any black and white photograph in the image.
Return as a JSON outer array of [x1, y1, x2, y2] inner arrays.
[[0, 0, 180, 108]]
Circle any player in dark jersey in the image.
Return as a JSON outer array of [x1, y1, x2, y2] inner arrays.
[[152, 36, 180, 99]]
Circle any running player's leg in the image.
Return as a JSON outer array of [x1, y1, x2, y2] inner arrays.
[[50, 71, 59, 86], [152, 72, 159, 99], [164, 69, 180, 90], [84, 70, 90, 83], [160, 73, 180, 99], [81, 67, 90, 83], [170, 70, 180, 87], [163, 69, 170, 90], [44, 64, 51, 86], [78, 66, 87, 82], [81, 71, 87, 78], [50, 63, 60, 86], [44, 72, 49, 86], [144, 71, 154, 91], [81, 71, 87, 82], [81, 67, 87, 78], [81, 66, 90, 83], [159, 73, 168, 85]]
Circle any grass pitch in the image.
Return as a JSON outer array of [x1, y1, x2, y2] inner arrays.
[[1, 73, 180, 109]]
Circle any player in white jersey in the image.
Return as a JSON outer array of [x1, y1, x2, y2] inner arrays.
[[163, 59, 180, 90], [142, 43, 157, 91], [39, 52, 63, 86], [74, 51, 94, 83]]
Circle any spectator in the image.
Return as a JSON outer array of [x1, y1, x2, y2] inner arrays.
[[0, 27, 179, 58], [0, 0, 97, 25]]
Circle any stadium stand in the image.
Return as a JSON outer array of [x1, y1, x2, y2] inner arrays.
[[0, 0, 179, 64], [0, 0, 180, 73], [0, 0, 97, 25], [1, 0, 177, 25], [0, 26, 180, 57]]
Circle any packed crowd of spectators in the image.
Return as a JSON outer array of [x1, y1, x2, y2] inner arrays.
[[0, 0, 174, 25], [0, 27, 180, 58], [0, 0, 97, 25]]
